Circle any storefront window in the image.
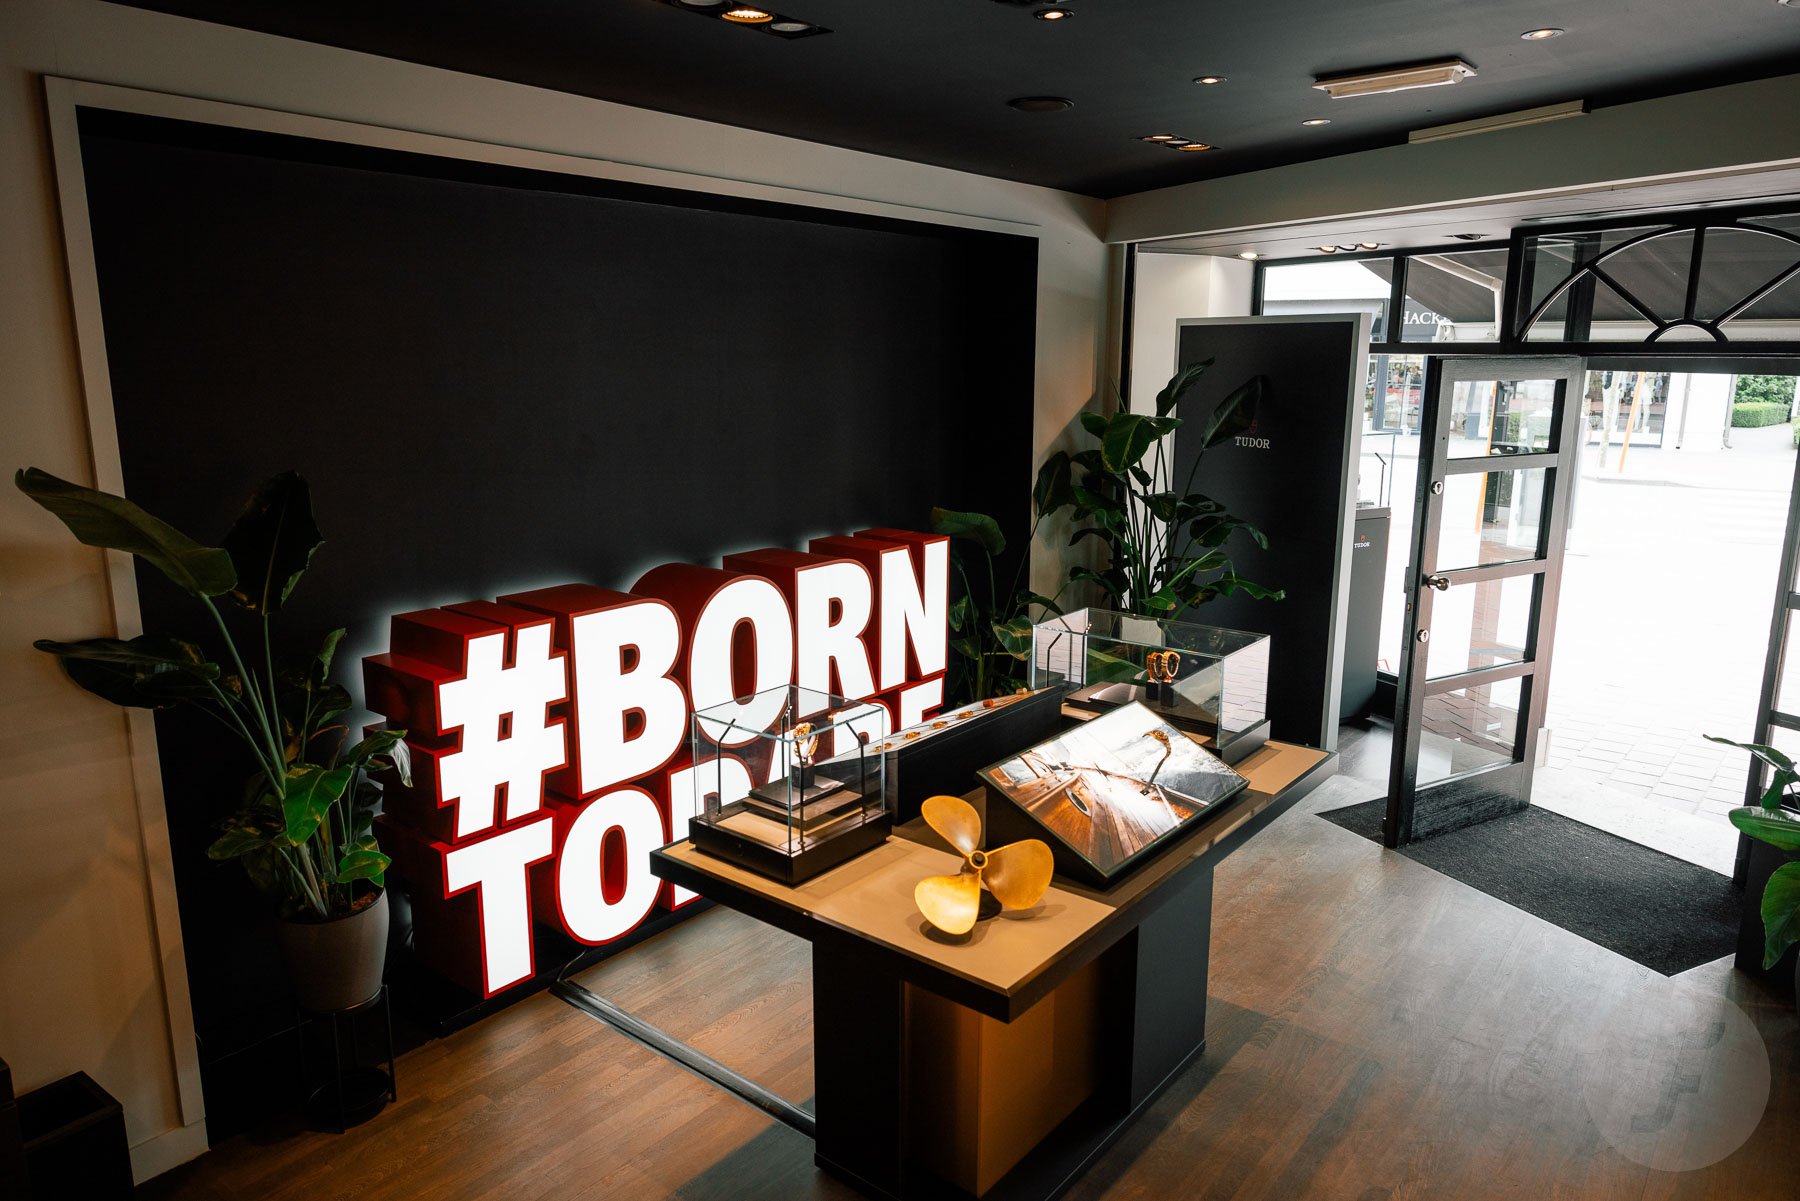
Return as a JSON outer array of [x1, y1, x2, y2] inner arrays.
[[1401, 251, 1506, 343], [1260, 259, 1390, 342]]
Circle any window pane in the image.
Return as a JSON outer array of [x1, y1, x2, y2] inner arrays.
[[1445, 378, 1559, 458], [1418, 676, 1522, 785], [1426, 572, 1535, 681], [1693, 227, 1800, 322], [1434, 467, 1548, 571], [1403, 251, 1506, 343], [1261, 259, 1390, 341]]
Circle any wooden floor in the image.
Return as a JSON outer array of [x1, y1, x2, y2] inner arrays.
[[143, 768, 1797, 1200]]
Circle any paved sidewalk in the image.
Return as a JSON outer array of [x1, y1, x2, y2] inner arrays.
[[1543, 422, 1794, 827]]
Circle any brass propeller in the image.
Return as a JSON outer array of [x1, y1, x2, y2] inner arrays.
[[914, 795, 1054, 936]]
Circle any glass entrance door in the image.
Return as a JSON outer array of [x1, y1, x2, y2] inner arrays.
[[1386, 357, 1586, 846]]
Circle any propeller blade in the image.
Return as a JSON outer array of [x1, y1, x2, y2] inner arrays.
[[921, 794, 983, 858], [981, 839, 1054, 910], [914, 872, 983, 936]]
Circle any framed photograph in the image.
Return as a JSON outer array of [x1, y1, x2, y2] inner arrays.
[[979, 702, 1248, 885]]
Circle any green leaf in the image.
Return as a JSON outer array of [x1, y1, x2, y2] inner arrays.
[[34, 635, 221, 710], [1758, 861, 1800, 969], [1142, 492, 1179, 522], [1154, 359, 1215, 416], [1022, 591, 1065, 617], [336, 840, 391, 886], [1213, 574, 1285, 602], [316, 627, 347, 682], [1072, 484, 1126, 518], [1100, 414, 1180, 474], [1032, 452, 1075, 517], [929, 507, 1005, 556], [1069, 566, 1126, 601], [948, 593, 972, 632], [993, 617, 1034, 659], [1078, 411, 1109, 438], [207, 821, 279, 860], [1085, 648, 1146, 685], [1704, 736, 1800, 810], [1729, 805, 1800, 852], [343, 728, 413, 787], [1198, 375, 1267, 450], [281, 764, 353, 845], [222, 472, 323, 616], [16, 468, 236, 597], [950, 635, 982, 660]]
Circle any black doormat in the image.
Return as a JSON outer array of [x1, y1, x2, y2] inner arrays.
[[1318, 799, 1740, 976]]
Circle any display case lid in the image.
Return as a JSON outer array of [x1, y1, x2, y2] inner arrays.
[[1033, 606, 1268, 657]]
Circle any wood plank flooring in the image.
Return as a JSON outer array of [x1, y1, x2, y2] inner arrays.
[[142, 768, 1797, 1200]]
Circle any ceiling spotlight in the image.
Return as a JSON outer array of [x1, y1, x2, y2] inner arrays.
[[1176, 142, 1215, 152], [1520, 27, 1565, 40], [1034, 7, 1073, 19], [1450, 232, 1489, 241], [1359, 242, 1382, 250], [1238, 251, 1260, 260], [1007, 95, 1074, 112], [1194, 76, 1226, 85], [721, 5, 775, 21], [1318, 246, 1339, 254], [768, 19, 812, 31], [1301, 118, 1331, 127], [1141, 134, 1178, 142], [1314, 58, 1477, 99]]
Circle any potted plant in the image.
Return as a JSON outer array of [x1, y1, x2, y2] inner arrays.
[[1705, 734, 1800, 1000], [16, 468, 409, 1013], [1035, 360, 1282, 618]]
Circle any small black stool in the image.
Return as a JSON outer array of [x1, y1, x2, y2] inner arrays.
[[295, 984, 397, 1132]]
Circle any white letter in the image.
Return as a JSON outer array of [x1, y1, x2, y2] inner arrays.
[[690, 577, 793, 745], [796, 560, 876, 700], [443, 816, 556, 995], [556, 787, 667, 943], [878, 541, 949, 690], [571, 600, 687, 795]]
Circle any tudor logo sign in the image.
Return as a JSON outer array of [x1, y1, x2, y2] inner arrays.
[[363, 529, 948, 996]]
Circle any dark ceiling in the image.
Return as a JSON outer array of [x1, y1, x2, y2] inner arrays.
[[118, 0, 1800, 198]]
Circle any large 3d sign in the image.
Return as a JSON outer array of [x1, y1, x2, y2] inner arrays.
[[363, 529, 948, 996]]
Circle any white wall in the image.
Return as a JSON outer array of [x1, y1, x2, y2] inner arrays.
[[1126, 252, 1254, 413], [1109, 72, 1800, 244], [0, 1, 1111, 1180]]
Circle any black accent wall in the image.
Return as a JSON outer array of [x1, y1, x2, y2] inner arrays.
[[74, 108, 1036, 1136]]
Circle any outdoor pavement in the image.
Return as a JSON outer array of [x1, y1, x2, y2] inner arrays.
[[1542, 421, 1794, 837]]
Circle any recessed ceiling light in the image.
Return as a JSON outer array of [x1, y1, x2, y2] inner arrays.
[[1194, 76, 1226, 85], [1141, 134, 1178, 142], [1359, 242, 1382, 250], [1314, 59, 1477, 100], [1176, 142, 1215, 152], [1318, 246, 1339, 254], [1007, 96, 1074, 112], [768, 19, 812, 31], [1450, 232, 1489, 241], [1301, 118, 1331, 127], [721, 5, 775, 22], [1034, 7, 1073, 19], [1238, 251, 1260, 260], [1520, 27, 1565, 40], [1338, 245, 1360, 252]]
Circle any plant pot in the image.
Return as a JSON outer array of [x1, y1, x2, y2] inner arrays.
[[275, 890, 389, 1013]]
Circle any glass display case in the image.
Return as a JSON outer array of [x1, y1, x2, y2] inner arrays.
[[1029, 608, 1271, 763], [687, 684, 889, 885]]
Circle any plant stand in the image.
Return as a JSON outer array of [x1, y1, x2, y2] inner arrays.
[[296, 984, 397, 1132]]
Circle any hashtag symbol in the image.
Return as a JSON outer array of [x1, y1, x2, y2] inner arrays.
[[436, 624, 567, 840]]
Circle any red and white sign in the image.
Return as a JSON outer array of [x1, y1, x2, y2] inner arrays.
[[364, 530, 948, 996]]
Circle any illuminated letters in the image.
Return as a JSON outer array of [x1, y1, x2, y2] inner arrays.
[[365, 528, 947, 998]]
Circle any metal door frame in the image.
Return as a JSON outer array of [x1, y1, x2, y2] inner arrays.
[[1386, 355, 1586, 846]]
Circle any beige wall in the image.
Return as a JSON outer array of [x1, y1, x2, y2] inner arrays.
[[0, 0, 1110, 1180], [1126, 252, 1254, 414], [1109, 72, 1800, 245]]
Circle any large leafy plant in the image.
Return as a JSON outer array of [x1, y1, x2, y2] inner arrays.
[[17, 468, 408, 922], [1705, 734, 1800, 969], [929, 505, 1064, 704], [1036, 360, 1283, 618]]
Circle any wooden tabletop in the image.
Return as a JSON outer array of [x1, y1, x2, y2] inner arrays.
[[651, 738, 1333, 1020]]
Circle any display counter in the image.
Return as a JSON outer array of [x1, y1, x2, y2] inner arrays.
[[651, 737, 1334, 1200]]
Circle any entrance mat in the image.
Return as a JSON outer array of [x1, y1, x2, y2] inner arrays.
[[1317, 799, 1739, 976]]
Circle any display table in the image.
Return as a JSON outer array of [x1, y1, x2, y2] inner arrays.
[[650, 739, 1334, 1201]]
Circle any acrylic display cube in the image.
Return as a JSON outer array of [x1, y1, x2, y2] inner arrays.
[[1029, 607, 1271, 763], [687, 685, 890, 885]]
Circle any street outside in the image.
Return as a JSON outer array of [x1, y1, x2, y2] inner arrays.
[[1360, 389, 1796, 865]]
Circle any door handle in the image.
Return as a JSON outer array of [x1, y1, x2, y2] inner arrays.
[[1421, 573, 1452, 591]]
